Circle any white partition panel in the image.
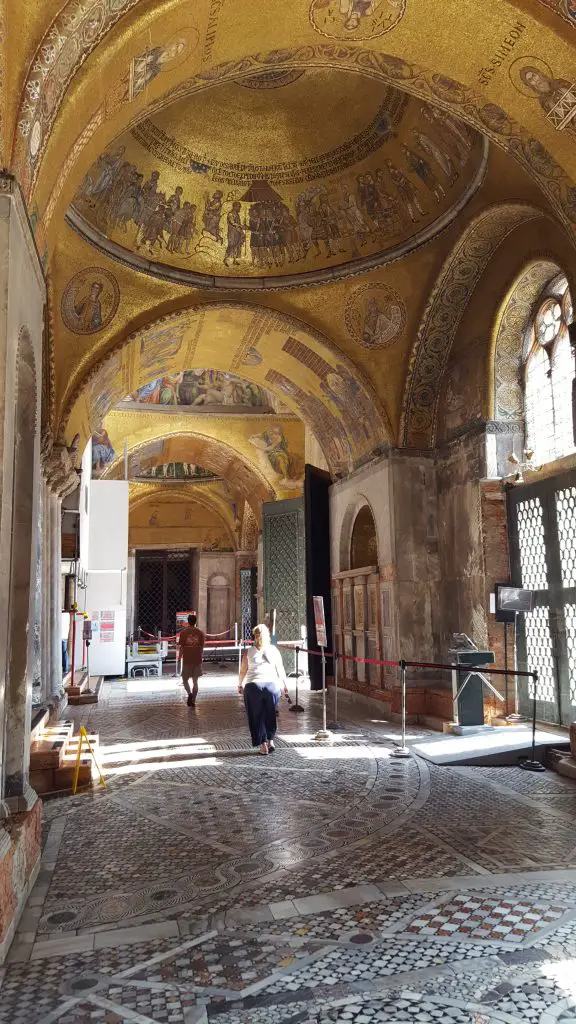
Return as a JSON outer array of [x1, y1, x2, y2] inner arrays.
[[88, 480, 128, 571]]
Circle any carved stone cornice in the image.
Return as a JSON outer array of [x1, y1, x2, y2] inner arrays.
[[41, 432, 80, 499]]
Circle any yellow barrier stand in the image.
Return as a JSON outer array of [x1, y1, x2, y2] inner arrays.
[[71, 725, 107, 795]]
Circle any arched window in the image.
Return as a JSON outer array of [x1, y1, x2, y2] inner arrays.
[[350, 505, 378, 569], [524, 282, 575, 465]]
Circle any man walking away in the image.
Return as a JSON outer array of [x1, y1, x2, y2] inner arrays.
[[177, 614, 205, 707]]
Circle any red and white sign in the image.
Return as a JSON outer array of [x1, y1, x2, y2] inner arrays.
[[313, 596, 327, 648]]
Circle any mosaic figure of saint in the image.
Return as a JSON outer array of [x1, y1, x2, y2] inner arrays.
[[203, 191, 224, 243], [224, 202, 245, 266], [385, 159, 426, 222], [362, 296, 404, 348], [402, 145, 445, 203], [412, 130, 458, 184], [74, 282, 103, 332], [104, 37, 190, 120], [518, 65, 576, 137], [92, 428, 115, 473], [420, 105, 471, 166], [250, 426, 298, 480]]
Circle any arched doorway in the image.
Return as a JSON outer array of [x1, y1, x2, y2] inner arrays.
[[334, 501, 383, 692]]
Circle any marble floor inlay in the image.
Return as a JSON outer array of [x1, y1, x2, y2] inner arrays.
[[1, 671, 576, 1023]]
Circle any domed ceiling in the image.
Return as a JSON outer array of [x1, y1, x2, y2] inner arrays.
[[67, 70, 488, 288]]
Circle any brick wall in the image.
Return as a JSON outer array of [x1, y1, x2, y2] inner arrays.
[[0, 801, 41, 962], [481, 480, 513, 712]]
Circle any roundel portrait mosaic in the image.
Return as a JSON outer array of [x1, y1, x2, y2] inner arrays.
[[61, 267, 120, 335], [345, 283, 406, 348], [309, 0, 406, 40]]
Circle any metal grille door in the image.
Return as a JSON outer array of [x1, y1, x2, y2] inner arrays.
[[508, 470, 576, 726], [136, 550, 192, 636], [136, 554, 164, 636], [240, 567, 257, 640], [262, 499, 305, 669]]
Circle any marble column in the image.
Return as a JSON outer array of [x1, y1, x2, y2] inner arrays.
[[40, 482, 51, 705], [50, 491, 63, 699], [0, 177, 46, 816]]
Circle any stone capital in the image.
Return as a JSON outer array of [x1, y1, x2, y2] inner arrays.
[[41, 432, 80, 499]]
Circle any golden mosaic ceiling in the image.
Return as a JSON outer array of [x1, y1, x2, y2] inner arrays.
[[66, 70, 487, 287]]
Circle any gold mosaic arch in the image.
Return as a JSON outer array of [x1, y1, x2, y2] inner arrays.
[[24, 18, 576, 252], [490, 257, 567, 422], [13, 0, 576, 206], [128, 482, 239, 546], [98, 424, 277, 508], [400, 202, 554, 449], [63, 301, 391, 476]]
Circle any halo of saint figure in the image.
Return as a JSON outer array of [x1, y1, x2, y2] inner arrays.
[[74, 103, 473, 273]]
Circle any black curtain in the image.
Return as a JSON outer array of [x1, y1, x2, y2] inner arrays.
[[304, 464, 332, 690]]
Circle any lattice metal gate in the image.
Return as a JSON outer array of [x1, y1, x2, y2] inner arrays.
[[262, 499, 306, 669], [240, 567, 257, 641], [508, 470, 576, 726], [135, 549, 193, 637]]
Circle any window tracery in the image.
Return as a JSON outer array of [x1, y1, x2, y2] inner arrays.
[[524, 277, 575, 465]]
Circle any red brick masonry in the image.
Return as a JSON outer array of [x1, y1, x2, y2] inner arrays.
[[0, 799, 41, 952]]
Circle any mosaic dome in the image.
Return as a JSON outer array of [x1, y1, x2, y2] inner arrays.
[[67, 70, 487, 288]]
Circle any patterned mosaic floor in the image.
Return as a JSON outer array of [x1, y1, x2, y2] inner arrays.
[[2, 670, 576, 1023]]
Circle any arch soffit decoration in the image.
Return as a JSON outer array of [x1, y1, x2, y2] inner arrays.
[[490, 257, 567, 423], [338, 493, 380, 574], [399, 202, 572, 449], [101, 428, 275, 507], [128, 485, 238, 547], [64, 301, 391, 477], [13, 0, 576, 193], [20, 19, 576, 247]]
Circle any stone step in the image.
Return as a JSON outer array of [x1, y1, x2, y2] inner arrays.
[[67, 675, 102, 705], [29, 721, 75, 770], [30, 707, 50, 743], [30, 761, 93, 796]]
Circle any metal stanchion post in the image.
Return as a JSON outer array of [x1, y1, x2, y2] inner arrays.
[[290, 645, 304, 713], [391, 658, 411, 758], [314, 646, 332, 742], [237, 638, 243, 680], [327, 651, 344, 730], [519, 670, 545, 772]]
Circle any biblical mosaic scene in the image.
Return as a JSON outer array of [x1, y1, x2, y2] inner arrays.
[[3, 0, 576, 1020], [69, 74, 484, 283]]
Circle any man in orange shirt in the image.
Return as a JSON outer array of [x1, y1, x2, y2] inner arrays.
[[177, 613, 205, 707]]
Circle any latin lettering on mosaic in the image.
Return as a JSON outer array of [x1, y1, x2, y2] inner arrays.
[[238, 70, 305, 90], [249, 426, 304, 489], [345, 283, 406, 348], [309, 0, 406, 40], [61, 267, 120, 335], [509, 56, 576, 136]]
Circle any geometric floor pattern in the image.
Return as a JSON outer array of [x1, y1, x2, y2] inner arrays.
[[1, 669, 576, 1023]]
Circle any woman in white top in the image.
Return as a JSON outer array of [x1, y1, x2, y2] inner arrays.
[[238, 624, 288, 755]]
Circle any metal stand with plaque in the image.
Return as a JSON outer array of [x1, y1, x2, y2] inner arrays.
[[449, 634, 502, 730], [495, 585, 533, 722]]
